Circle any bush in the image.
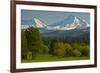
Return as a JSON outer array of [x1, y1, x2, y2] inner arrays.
[[42, 45, 49, 54], [52, 42, 66, 57], [65, 43, 73, 56], [71, 44, 90, 57], [72, 44, 83, 51], [27, 52, 32, 60], [72, 49, 81, 57], [37, 43, 49, 54], [81, 46, 90, 56]]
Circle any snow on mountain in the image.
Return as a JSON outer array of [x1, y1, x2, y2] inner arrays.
[[52, 15, 90, 30], [21, 18, 46, 29], [33, 18, 47, 28], [75, 17, 89, 29], [21, 15, 90, 31]]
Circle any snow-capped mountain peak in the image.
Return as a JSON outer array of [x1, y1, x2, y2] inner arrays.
[[56, 15, 89, 30], [33, 18, 47, 28]]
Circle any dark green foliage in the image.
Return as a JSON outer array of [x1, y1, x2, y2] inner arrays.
[[25, 27, 43, 50], [24, 27, 49, 59], [42, 34, 90, 45], [49, 38, 60, 55], [21, 31, 28, 59]]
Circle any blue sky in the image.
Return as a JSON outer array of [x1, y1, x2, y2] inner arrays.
[[21, 9, 90, 25]]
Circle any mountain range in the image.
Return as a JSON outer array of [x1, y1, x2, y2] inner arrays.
[[21, 15, 90, 37], [22, 15, 89, 30]]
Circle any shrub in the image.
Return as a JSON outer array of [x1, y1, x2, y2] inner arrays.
[[65, 43, 73, 56], [72, 44, 83, 52], [27, 52, 32, 60], [72, 49, 81, 57], [81, 46, 90, 56], [71, 44, 90, 57], [52, 42, 66, 57]]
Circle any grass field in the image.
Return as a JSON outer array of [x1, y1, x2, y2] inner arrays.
[[21, 55, 90, 63]]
